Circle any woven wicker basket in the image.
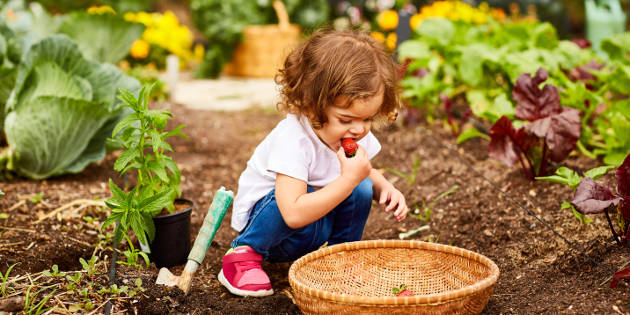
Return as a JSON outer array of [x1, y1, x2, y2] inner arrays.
[[223, 1, 301, 78], [288, 240, 499, 315]]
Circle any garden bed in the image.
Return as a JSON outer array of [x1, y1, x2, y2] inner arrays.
[[1, 103, 629, 314]]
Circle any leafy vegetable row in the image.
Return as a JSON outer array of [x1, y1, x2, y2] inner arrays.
[[398, 17, 630, 173]]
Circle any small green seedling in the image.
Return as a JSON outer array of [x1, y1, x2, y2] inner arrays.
[[42, 265, 66, 279], [117, 238, 150, 269], [98, 284, 128, 298], [23, 284, 56, 315], [128, 278, 145, 298], [80, 256, 99, 279], [82, 216, 95, 224], [28, 192, 43, 204], [410, 185, 459, 222], [1, 262, 18, 296], [386, 156, 420, 186]]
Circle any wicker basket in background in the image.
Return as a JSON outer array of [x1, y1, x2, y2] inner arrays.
[[288, 240, 500, 315], [223, 1, 301, 78]]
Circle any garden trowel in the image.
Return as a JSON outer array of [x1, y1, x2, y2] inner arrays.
[[156, 187, 233, 294]]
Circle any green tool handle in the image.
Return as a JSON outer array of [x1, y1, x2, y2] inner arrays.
[[187, 187, 233, 264]]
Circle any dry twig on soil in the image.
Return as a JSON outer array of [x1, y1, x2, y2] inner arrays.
[[34, 199, 105, 224]]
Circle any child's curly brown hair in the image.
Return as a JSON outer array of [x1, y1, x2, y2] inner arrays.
[[275, 29, 402, 129]]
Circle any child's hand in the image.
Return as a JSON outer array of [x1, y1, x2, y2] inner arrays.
[[378, 184, 408, 222], [337, 145, 371, 186]]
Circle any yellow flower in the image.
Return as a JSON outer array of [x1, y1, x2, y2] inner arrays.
[[371, 31, 385, 44], [193, 44, 205, 62], [472, 11, 487, 24], [410, 13, 424, 31], [87, 5, 116, 15], [386, 32, 397, 50], [377, 10, 398, 31], [130, 39, 150, 59]]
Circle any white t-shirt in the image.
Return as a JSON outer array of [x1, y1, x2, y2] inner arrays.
[[230, 114, 381, 231]]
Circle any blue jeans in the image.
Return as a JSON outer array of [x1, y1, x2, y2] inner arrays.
[[232, 178, 373, 262]]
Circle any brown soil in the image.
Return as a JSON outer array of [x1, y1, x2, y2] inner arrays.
[[1, 102, 629, 314]]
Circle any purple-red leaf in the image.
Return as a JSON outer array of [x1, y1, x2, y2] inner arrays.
[[488, 116, 520, 166], [621, 197, 630, 222], [571, 38, 591, 49], [513, 68, 561, 121], [571, 178, 622, 214], [610, 266, 630, 288], [525, 107, 581, 162], [413, 67, 430, 79], [616, 153, 630, 197], [568, 60, 604, 82], [442, 94, 454, 126]]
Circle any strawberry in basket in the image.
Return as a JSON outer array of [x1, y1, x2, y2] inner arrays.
[[393, 284, 414, 297]]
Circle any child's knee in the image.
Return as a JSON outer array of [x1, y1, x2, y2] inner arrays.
[[353, 178, 373, 205]]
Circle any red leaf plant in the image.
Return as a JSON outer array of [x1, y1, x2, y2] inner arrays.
[[571, 152, 630, 288], [488, 68, 582, 180], [442, 94, 471, 135]]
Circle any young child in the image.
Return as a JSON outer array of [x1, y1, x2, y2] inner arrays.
[[218, 29, 409, 297]]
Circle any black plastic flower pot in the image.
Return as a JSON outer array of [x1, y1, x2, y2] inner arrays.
[[148, 198, 193, 268]]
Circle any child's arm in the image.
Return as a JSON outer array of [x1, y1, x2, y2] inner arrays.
[[275, 146, 372, 229], [369, 169, 408, 222]]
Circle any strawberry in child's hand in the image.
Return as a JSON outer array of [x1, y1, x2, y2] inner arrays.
[[342, 138, 358, 158], [392, 284, 414, 297]]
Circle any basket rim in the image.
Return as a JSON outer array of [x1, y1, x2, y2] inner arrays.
[[288, 239, 500, 306]]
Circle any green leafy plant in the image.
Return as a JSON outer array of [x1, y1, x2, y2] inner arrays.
[[0, 262, 18, 296], [23, 284, 56, 315], [386, 156, 420, 186], [410, 185, 459, 222], [117, 240, 150, 269], [1, 34, 140, 179], [42, 265, 66, 279], [537, 165, 614, 224], [79, 256, 99, 279], [101, 83, 187, 247], [98, 284, 128, 298], [28, 192, 43, 203]]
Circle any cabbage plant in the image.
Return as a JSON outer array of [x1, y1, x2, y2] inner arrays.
[[0, 21, 22, 133], [2, 34, 140, 179]]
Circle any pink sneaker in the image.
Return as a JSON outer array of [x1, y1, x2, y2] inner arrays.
[[218, 246, 274, 297]]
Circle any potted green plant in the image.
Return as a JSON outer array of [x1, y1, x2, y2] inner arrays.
[[102, 83, 191, 268]]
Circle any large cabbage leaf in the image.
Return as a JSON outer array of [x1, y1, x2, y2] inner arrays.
[[0, 21, 21, 133], [5, 96, 110, 179], [58, 12, 145, 64], [3, 35, 140, 179]]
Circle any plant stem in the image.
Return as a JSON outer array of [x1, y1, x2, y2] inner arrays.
[[514, 148, 534, 181], [538, 142, 548, 177], [605, 207, 621, 246], [510, 134, 535, 180]]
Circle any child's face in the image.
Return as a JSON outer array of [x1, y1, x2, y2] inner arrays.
[[314, 90, 383, 151]]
